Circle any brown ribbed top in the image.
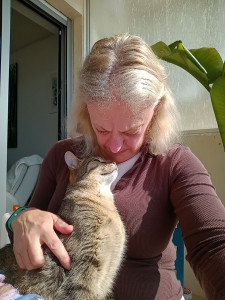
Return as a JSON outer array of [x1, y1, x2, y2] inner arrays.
[[28, 139, 225, 300]]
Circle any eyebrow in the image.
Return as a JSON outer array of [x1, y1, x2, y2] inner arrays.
[[94, 123, 144, 133], [95, 125, 108, 131], [122, 124, 144, 132]]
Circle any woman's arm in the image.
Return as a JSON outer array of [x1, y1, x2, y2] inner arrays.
[[170, 146, 225, 299], [8, 140, 74, 270]]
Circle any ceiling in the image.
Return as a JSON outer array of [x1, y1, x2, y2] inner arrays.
[[10, 6, 57, 54]]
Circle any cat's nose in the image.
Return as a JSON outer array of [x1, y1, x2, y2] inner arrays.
[[111, 163, 118, 171]]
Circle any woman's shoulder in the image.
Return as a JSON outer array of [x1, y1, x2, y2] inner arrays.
[[148, 143, 206, 173], [49, 138, 86, 157], [147, 143, 192, 162], [167, 143, 201, 163], [52, 138, 74, 151], [167, 143, 192, 159], [164, 143, 208, 176], [43, 138, 86, 169]]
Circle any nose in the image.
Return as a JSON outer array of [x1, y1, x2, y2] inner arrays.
[[108, 134, 123, 153]]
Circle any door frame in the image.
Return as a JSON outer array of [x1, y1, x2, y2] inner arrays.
[[0, 0, 11, 219], [20, 0, 73, 139], [0, 0, 83, 219]]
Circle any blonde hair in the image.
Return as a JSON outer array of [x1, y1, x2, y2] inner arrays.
[[68, 33, 180, 156]]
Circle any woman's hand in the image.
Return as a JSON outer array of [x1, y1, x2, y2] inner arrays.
[[11, 208, 73, 270]]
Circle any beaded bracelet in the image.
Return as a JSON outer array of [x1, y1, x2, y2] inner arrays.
[[7, 206, 27, 232]]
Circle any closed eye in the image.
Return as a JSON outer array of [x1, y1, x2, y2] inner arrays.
[[121, 125, 143, 136], [88, 158, 107, 170], [123, 131, 138, 136], [96, 129, 109, 135], [122, 129, 142, 136]]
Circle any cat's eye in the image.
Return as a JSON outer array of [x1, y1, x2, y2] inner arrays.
[[87, 160, 101, 172]]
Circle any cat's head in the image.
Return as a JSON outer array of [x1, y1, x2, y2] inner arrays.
[[64, 151, 118, 190]]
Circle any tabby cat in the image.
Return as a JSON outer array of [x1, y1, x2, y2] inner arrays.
[[0, 151, 126, 300]]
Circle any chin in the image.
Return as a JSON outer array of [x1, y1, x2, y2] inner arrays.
[[109, 152, 134, 164], [101, 148, 138, 163]]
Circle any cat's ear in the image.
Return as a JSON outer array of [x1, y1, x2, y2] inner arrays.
[[64, 151, 79, 170]]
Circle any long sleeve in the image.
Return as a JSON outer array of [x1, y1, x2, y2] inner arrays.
[[170, 146, 225, 299], [6, 139, 75, 241], [28, 146, 58, 211], [29, 139, 75, 213]]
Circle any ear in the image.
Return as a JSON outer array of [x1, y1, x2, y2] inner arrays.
[[64, 151, 79, 169]]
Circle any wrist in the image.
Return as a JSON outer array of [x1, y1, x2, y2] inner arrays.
[[7, 207, 28, 232]]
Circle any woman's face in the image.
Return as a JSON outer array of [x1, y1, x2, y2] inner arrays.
[[87, 101, 155, 163]]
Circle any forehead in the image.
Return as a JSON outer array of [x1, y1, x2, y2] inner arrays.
[[87, 101, 153, 130]]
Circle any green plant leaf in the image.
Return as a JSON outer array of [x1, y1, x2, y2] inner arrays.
[[151, 41, 210, 91], [190, 48, 223, 84], [151, 41, 173, 57], [151, 41, 225, 150], [210, 76, 225, 150]]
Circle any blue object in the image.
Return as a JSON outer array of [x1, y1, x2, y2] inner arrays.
[[17, 295, 45, 299], [172, 224, 184, 288]]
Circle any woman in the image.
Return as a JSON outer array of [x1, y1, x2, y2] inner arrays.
[[8, 33, 225, 299]]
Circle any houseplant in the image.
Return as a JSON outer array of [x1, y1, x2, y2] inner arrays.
[[151, 41, 225, 151]]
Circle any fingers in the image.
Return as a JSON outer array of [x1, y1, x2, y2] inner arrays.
[[11, 209, 73, 271], [13, 236, 45, 270], [42, 229, 72, 270], [52, 214, 74, 235]]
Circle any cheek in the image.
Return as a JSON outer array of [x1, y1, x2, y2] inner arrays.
[[95, 133, 107, 146], [125, 135, 144, 149]]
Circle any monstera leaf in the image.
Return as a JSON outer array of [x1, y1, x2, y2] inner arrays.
[[151, 41, 225, 150]]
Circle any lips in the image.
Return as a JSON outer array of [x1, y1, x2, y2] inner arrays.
[[107, 148, 127, 156]]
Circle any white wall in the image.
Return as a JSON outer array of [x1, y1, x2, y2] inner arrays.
[[8, 35, 58, 168]]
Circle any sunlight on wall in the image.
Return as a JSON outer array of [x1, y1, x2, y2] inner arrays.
[[89, 0, 225, 131]]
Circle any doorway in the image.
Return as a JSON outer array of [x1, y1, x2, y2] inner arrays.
[[8, 0, 70, 168]]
